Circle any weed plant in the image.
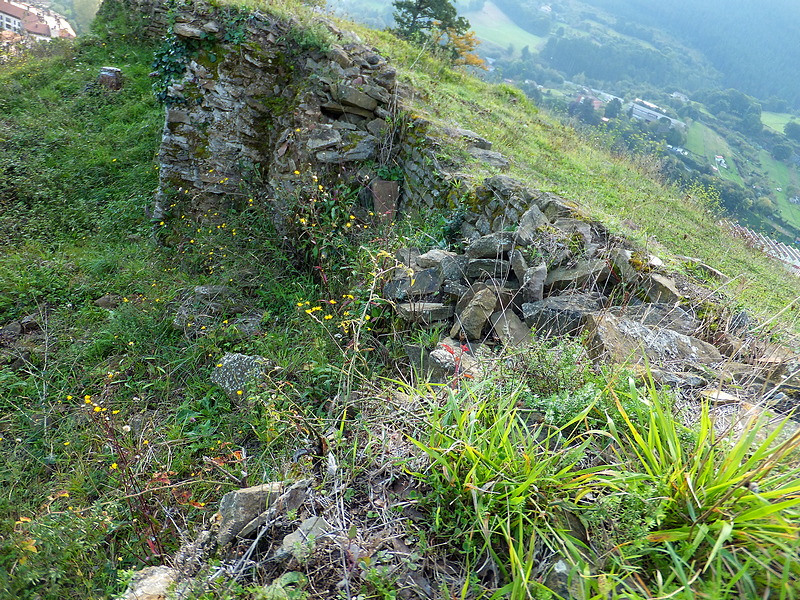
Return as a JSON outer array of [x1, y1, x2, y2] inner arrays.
[[410, 355, 800, 598]]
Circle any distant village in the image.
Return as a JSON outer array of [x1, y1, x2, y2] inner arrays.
[[0, 0, 74, 45]]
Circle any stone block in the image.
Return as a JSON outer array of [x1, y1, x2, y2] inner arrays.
[[396, 302, 455, 324], [454, 288, 497, 340], [466, 232, 515, 259], [217, 483, 283, 547], [522, 292, 604, 336], [545, 259, 611, 292], [584, 313, 722, 366], [490, 310, 531, 347], [466, 258, 511, 280]]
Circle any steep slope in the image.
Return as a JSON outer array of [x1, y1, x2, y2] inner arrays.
[[1, 1, 800, 599]]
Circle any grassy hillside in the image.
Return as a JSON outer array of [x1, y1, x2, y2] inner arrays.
[[2, 2, 800, 599], [763, 110, 796, 134], [462, 0, 545, 54], [685, 121, 744, 185]]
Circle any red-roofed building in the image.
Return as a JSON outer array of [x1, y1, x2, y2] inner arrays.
[[0, 0, 75, 40]]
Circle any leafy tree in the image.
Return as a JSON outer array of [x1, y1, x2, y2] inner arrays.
[[604, 98, 622, 118], [784, 121, 800, 143], [392, 0, 469, 41], [392, 0, 484, 68], [772, 142, 792, 161], [434, 28, 486, 69]]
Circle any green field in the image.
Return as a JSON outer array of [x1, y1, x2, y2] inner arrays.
[[757, 149, 800, 230], [762, 111, 797, 134], [463, 0, 546, 54], [685, 121, 743, 185]]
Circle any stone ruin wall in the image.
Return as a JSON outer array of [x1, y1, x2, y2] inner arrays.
[[114, 0, 800, 405], [117, 0, 457, 227]]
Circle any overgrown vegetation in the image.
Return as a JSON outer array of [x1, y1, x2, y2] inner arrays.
[[2, 1, 800, 599]]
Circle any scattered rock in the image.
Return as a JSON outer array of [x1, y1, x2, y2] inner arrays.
[[608, 303, 699, 337], [641, 273, 682, 303], [552, 217, 592, 248], [417, 249, 468, 281], [173, 285, 247, 333], [466, 233, 515, 259], [210, 353, 271, 400], [94, 294, 122, 309], [383, 268, 443, 301], [306, 128, 341, 150], [514, 205, 549, 245], [330, 83, 378, 111], [173, 22, 205, 38], [395, 247, 420, 268], [237, 479, 310, 541], [699, 389, 740, 405], [536, 192, 579, 221], [98, 66, 123, 90], [117, 566, 178, 600], [608, 247, 639, 283], [509, 249, 528, 281], [275, 516, 334, 562], [521, 263, 547, 303], [0, 321, 23, 342], [18, 315, 40, 334], [217, 482, 283, 547], [468, 147, 509, 169], [429, 339, 481, 380], [449, 127, 492, 149], [466, 258, 511, 280], [370, 179, 400, 222]]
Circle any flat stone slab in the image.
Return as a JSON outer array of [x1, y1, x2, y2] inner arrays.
[[545, 259, 611, 291], [584, 313, 722, 366], [608, 303, 700, 337], [217, 482, 283, 547], [397, 302, 455, 324], [522, 293, 605, 336]]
